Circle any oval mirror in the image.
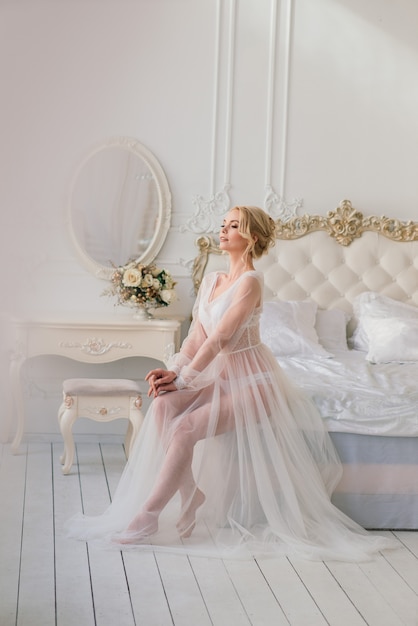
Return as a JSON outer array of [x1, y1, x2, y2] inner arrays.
[[68, 137, 171, 279]]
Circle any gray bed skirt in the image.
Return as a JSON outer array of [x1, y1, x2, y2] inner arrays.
[[329, 432, 418, 530]]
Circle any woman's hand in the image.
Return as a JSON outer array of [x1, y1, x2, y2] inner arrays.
[[145, 368, 178, 397]]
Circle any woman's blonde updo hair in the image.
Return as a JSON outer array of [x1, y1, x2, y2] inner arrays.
[[235, 205, 277, 259]]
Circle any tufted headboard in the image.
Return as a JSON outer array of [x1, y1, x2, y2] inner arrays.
[[192, 200, 418, 335]]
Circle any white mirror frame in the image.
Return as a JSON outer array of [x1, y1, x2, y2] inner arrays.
[[67, 136, 172, 280]]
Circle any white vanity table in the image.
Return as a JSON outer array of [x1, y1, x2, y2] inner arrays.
[[9, 136, 184, 452], [10, 314, 183, 452]]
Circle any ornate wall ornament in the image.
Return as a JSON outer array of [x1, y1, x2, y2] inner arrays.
[[275, 199, 418, 246], [180, 186, 231, 234], [264, 185, 302, 221]]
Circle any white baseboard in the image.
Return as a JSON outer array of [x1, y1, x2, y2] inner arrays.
[[21, 433, 126, 445]]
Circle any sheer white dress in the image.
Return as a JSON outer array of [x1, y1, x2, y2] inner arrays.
[[66, 271, 396, 561]]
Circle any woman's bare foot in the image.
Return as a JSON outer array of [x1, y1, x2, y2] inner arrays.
[[116, 510, 158, 544], [176, 488, 206, 539]]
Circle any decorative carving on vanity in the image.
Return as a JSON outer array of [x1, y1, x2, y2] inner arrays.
[[59, 337, 133, 356]]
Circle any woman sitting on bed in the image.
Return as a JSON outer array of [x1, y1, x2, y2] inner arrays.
[[66, 205, 396, 561]]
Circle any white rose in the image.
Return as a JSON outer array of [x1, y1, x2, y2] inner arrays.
[[122, 268, 142, 287], [160, 289, 176, 304], [152, 278, 161, 290], [164, 276, 174, 289], [141, 273, 154, 287]]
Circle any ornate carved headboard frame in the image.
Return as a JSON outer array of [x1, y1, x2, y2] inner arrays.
[[275, 199, 418, 246], [192, 235, 227, 294], [192, 200, 418, 321]]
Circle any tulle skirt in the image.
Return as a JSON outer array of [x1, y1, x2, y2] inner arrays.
[[65, 344, 397, 561]]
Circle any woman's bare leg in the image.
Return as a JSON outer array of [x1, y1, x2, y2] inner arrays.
[[124, 398, 234, 539], [124, 422, 195, 536], [176, 467, 206, 538]]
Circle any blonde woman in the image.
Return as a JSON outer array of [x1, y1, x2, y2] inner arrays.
[[67, 206, 395, 561]]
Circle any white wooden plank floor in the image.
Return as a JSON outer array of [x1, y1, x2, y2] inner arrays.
[[1, 442, 417, 626]]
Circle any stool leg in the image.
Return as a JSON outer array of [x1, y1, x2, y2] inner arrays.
[[57, 402, 67, 464], [126, 401, 144, 457], [125, 422, 133, 457], [59, 407, 78, 474]]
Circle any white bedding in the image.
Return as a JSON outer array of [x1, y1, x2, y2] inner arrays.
[[276, 350, 418, 437], [192, 208, 418, 528]]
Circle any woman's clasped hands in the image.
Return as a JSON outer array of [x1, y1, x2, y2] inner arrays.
[[145, 368, 178, 397]]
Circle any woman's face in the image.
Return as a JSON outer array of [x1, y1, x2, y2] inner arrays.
[[219, 209, 247, 254]]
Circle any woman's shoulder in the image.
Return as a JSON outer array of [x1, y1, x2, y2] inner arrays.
[[197, 271, 221, 296], [245, 269, 263, 278], [201, 271, 222, 285], [234, 271, 264, 294], [241, 270, 263, 283], [201, 270, 263, 292]]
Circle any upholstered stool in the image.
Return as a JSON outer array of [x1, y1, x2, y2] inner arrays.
[[58, 378, 143, 475]]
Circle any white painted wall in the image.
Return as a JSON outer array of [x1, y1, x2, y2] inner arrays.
[[1, 0, 417, 441]]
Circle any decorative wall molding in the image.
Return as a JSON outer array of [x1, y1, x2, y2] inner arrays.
[[264, 0, 278, 190], [277, 0, 293, 198], [181, 185, 231, 234], [222, 0, 236, 189], [264, 185, 302, 221], [209, 0, 222, 196], [183, 0, 300, 233], [263, 0, 300, 219], [183, 0, 235, 234]]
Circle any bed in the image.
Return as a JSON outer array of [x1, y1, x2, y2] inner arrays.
[[191, 200, 418, 529]]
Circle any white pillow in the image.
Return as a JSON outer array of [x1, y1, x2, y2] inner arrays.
[[260, 300, 332, 358], [361, 315, 418, 363], [315, 309, 350, 352], [351, 292, 418, 351]]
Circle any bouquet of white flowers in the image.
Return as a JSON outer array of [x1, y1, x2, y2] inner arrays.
[[104, 260, 177, 311]]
